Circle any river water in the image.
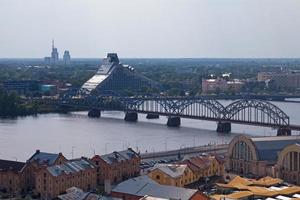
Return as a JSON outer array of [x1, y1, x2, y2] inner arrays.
[[0, 100, 299, 162]]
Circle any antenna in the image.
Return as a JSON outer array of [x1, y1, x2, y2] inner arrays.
[[52, 39, 54, 49]]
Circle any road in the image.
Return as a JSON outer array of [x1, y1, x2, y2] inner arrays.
[[140, 143, 229, 161]]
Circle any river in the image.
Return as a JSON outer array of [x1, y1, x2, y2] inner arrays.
[[0, 100, 299, 161]]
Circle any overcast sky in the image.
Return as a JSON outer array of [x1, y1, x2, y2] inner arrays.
[[0, 0, 300, 58]]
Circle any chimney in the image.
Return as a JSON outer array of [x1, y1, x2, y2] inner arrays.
[[36, 150, 40, 154]]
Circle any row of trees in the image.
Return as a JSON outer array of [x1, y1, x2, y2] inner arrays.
[[0, 90, 37, 117]]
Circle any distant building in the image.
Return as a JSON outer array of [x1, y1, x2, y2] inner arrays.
[[257, 71, 300, 90], [111, 175, 210, 200], [63, 50, 71, 65], [51, 40, 59, 64], [3, 80, 40, 95], [44, 40, 59, 65], [147, 164, 195, 187], [35, 158, 96, 199], [227, 135, 300, 183], [202, 78, 244, 94], [40, 84, 57, 96], [81, 53, 161, 95], [91, 148, 140, 186]]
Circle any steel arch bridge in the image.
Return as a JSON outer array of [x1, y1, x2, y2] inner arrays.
[[118, 97, 225, 121], [222, 99, 289, 127], [58, 90, 294, 131]]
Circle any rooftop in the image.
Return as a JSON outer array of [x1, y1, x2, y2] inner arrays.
[[99, 148, 139, 165], [57, 187, 114, 200], [251, 136, 300, 161], [215, 176, 300, 198], [27, 150, 61, 166], [0, 159, 25, 172], [112, 176, 199, 200], [47, 158, 94, 177], [151, 164, 188, 178]]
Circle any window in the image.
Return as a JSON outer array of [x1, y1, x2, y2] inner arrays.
[[156, 175, 160, 180]]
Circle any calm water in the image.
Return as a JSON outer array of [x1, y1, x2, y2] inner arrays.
[[0, 100, 299, 162]]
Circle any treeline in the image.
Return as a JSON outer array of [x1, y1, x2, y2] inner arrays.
[[0, 90, 37, 117]]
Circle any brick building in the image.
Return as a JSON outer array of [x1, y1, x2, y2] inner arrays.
[[34, 158, 96, 199], [147, 164, 195, 187], [180, 155, 225, 181], [202, 78, 244, 94], [257, 71, 300, 90], [20, 150, 68, 192], [91, 148, 140, 185], [0, 159, 25, 194]]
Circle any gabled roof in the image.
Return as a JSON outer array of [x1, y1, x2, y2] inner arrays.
[[27, 150, 61, 166], [58, 186, 102, 200], [112, 176, 199, 200], [150, 164, 188, 179], [99, 148, 139, 165], [0, 159, 25, 172], [47, 158, 94, 177], [183, 155, 215, 170], [180, 160, 199, 173]]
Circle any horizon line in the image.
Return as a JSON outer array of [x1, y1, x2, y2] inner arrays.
[[1, 57, 300, 60]]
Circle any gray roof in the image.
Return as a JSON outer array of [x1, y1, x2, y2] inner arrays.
[[112, 176, 198, 200], [0, 159, 25, 172], [28, 151, 59, 165], [252, 136, 300, 161], [101, 149, 139, 165], [58, 187, 103, 200], [47, 158, 94, 177], [151, 164, 188, 178]]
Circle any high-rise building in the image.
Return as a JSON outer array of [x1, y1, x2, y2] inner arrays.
[[51, 39, 59, 64], [63, 50, 71, 65], [44, 40, 59, 65]]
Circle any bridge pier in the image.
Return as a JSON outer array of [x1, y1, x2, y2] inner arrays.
[[277, 127, 291, 136], [167, 116, 181, 127], [124, 112, 138, 122], [88, 109, 101, 118], [217, 122, 231, 133], [146, 114, 159, 119]]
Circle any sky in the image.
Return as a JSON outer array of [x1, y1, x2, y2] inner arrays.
[[0, 0, 300, 58]]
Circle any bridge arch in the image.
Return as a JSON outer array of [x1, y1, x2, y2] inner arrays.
[[178, 99, 225, 119], [118, 97, 225, 119], [223, 99, 289, 126]]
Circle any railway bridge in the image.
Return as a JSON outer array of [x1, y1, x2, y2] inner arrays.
[[59, 88, 300, 136]]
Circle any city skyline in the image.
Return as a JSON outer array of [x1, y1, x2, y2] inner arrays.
[[0, 0, 300, 58]]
